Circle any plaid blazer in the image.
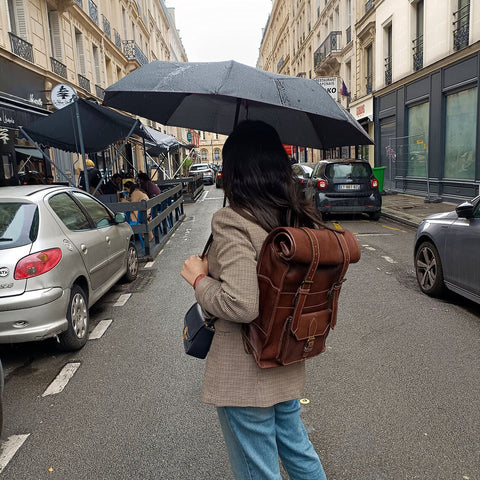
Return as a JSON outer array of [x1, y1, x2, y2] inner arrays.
[[195, 207, 305, 407]]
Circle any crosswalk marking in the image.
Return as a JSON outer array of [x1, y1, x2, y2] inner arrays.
[[0, 435, 30, 473], [42, 363, 81, 397], [113, 293, 131, 307], [89, 319, 113, 340]]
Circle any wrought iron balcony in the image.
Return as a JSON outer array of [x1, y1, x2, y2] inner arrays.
[[453, 2, 470, 51], [88, 0, 98, 25], [74, 0, 83, 7], [102, 15, 111, 38], [123, 40, 148, 66], [277, 56, 284, 73], [412, 35, 423, 71], [366, 74, 373, 95], [346, 26, 351, 44], [314, 31, 341, 70], [78, 73, 91, 92], [114, 29, 122, 50], [95, 84, 105, 99], [9, 32, 34, 63], [365, 0, 374, 14], [51, 57, 67, 79], [385, 56, 392, 85]]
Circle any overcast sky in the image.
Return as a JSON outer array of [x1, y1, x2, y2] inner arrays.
[[165, 1, 273, 67]]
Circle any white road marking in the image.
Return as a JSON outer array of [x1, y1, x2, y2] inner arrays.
[[364, 246, 376, 251], [201, 191, 209, 201], [0, 435, 30, 473], [144, 261, 155, 268], [89, 319, 113, 340], [42, 363, 81, 397], [382, 256, 397, 264], [356, 233, 394, 237], [113, 293, 131, 307]]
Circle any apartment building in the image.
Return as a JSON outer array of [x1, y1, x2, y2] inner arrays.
[[196, 131, 227, 167], [0, 0, 187, 185]]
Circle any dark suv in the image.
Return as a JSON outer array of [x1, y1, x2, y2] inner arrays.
[[305, 159, 382, 220]]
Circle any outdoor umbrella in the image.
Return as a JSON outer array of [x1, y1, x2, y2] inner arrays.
[[103, 60, 372, 149], [142, 125, 184, 156]]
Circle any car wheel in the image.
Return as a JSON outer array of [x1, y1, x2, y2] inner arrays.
[[415, 241, 445, 296], [58, 285, 89, 351], [369, 211, 381, 221], [123, 242, 139, 283]]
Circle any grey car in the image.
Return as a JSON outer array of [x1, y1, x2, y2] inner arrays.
[[414, 196, 480, 304], [188, 163, 215, 185], [0, 185, 138, 350]]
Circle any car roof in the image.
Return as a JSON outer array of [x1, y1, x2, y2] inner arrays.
[[0, 185, 78, 201], [316, 158, 369, 165]]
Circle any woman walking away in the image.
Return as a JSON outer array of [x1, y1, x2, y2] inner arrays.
[[181, 120, 328, 480]]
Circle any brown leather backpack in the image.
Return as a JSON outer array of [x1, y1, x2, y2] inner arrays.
[[243, 226, 361, 368]]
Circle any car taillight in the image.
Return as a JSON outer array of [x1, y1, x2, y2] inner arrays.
[[14, 248, 62, 279], [317, 179, 327, 190], [217, 172, 222, 177], [371, 178, 379, 189]]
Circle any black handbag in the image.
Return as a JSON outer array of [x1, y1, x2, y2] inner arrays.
[[183, 235, 216, 359]]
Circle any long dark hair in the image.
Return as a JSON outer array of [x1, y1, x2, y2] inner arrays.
[[222, 120, 323, 232]]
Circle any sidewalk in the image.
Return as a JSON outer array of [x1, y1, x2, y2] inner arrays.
[[380, 192, 459, 227]]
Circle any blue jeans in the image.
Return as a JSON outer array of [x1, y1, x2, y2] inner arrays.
[[217, 399, 327, 480]]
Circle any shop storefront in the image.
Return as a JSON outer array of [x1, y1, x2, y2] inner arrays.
[[374, 50, 480, 201]]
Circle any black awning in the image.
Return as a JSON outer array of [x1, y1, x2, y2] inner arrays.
[[21, 98, 148, 153]]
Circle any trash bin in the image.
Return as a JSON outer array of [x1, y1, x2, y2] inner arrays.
[[372, 166, 386, 192]]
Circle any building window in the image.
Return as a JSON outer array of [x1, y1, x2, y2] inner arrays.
[[201, 149, 208, 161], [413, 0, 424, 71], [92, 44, 101, 84], [213, 148, 221, 162], [407, 102, 429, 178], [365, 45, 373, 94], [444, 88, 477, 180], [75, 29, 86, 75], [7, 0, 27, 39], [384, 24, 392, 86], [453, 0, 470, 51], [48, 10, 62, 60]]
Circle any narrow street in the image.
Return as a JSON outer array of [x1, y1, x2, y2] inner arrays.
[[1, 185, 479, 480]]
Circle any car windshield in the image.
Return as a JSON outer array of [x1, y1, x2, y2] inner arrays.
[[0, 202, 39, 249], [326, 163, 371, 180], [190, 165, 209, 171]]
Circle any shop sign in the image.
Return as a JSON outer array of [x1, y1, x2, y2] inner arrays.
[[0, 108, 15, 128], [0, 127, 9, 145], [314, 77, 338, 101], [51, 84, 77, 109], [352, 97, 373, 121]]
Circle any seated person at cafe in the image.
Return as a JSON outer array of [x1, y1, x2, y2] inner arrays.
[[103, 173, 123, 196], [138, 172, 161, 198]]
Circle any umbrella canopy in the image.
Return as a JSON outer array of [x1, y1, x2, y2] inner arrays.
[[142, 125, 184, 155], [103, 60, 372, 149], [22, 98, 148, 153]]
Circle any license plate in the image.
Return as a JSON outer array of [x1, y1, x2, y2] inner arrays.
[[338, 184, 360, 190]]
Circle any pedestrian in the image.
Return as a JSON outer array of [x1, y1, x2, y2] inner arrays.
[[46, 174, 54, 184], [137, 171, 161, 198], [180, 120, 327, 480], [78, 158, 102, 194], [102, 173, 123, 196]]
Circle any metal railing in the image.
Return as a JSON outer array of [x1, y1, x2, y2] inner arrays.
[[78, 73, 91, 92], [366, 73, 373, 94], [114, 29, 122, 50], [453, 2, 470, 51], [102, 15, 111, 38], [365, 0, 374, 14], [277, 56, 284, 72], [412, 35, 423, 71], [88, 0, 98, 25], [95, 84, 105, 99], [51, 57, 67, 78], [385, 56, 392, 85], [314, 31, 341, 70], [74, 0, 83, 7], [123, 40, 148, 66], [9, 32, 34, 63], [346, 26, 351, 44]]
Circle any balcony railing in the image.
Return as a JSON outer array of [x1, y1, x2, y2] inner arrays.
[[102, 15, 111, 38], [365, 0, 374, 14], [385, 56, 392, 85], [9, 32, 34, 63], [123, 40, 148, 66], [277, 56, 284, 72], [453, 2, 470, 51], [74, 0, 83, 7], [95, 84, 105, 99], [78, 73, 91, 92], [313, 31, 341, 70], [88, 0, 98, 25], [346, 26, 351, 44], [412, 35, 423, 71], [366, 73, 373, 95], [114, 29, 122, 50], [51, 57, 67, 79]]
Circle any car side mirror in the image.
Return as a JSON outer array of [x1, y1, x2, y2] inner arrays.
[[456, 201, 475, 219], [115, 212, 126, 223]]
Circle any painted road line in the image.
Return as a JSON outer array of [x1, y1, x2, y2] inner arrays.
[[332, 222, 342, 230], [89, 319, 113, 340], [42, 363, 81, 397], [382, 224, 406, 232], [382, 256, 397, 264], [144, 261, 155, 268], [113, 293, 131, 307], [0, 435, 30, 473], [356, 233, 394, 237], [364, 246, 376, 251]]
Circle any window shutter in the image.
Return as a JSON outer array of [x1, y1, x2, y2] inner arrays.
[[14, 0, 27, 39], [76, 32, 86, 75], [48, 11, 62, 60]]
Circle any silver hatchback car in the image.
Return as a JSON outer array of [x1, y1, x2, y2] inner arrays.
[[0, 185, 138, 350]]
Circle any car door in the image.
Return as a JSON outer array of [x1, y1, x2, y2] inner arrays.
[[443, 202, 480, 296], [48, 192, 111, 291], [71, 192, 127, 282]]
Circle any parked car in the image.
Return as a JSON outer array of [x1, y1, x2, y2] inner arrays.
[[0, 359, 3, 438], [305, 159, 382, 220], [0, 185, 139, 351], [414, 196, 480, 304], [188, 163, 214, 185], [215, 168, 223, 188], [292, 163, 315, 194]]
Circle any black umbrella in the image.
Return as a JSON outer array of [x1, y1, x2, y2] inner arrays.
[[103, 60, 372, 149]]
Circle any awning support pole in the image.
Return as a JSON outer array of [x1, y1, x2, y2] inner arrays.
[[74, 98, 89, 192], [18, 127, 75, 186]]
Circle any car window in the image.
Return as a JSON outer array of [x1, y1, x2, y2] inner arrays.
[[326, 163, 370, 180], [72, 192, 115, 228], [49, 193, 91, 231], [0, 202, 38, 249]]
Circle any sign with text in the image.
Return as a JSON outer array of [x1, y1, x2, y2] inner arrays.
[[314, 77, 338, 101], [51, 84, 77, 109]]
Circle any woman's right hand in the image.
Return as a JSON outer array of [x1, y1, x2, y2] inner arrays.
[[181, 255, 208, 287]]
